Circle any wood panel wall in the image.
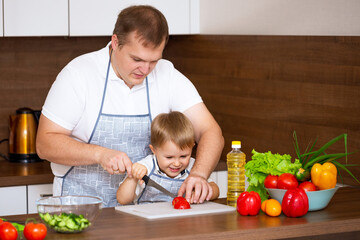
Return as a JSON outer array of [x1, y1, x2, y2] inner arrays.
[[163, 35, 360, 184], [0, 35, 359, 184], [0, 37, 110, 156]]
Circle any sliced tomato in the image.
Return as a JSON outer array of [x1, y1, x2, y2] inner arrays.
[[174, 200, 191, 209], [172, 196, 186, 206]]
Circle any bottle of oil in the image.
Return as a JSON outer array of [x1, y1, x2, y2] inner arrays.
[[227, 141, 246, 207]]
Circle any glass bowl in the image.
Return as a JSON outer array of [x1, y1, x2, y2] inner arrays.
[[36, 195, 102, 233], [266, 184, 341, 211]]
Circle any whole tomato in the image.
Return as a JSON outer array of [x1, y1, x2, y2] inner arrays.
[[264, 175, 278, 188], [24, 222, 47, 240], [237, 191, 261, 216], [0, 222, 18, 240], [298, 181, 316, 192], [277, 173, 298, 190]]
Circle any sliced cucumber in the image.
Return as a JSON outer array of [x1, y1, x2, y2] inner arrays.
[[39, 212, 91, 232]]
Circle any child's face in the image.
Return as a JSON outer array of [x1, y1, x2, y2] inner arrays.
[[150, 141, 193, 178]]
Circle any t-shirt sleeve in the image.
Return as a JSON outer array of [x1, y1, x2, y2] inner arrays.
[[169, 67, 203, 112], [41, 67, 85, 130]]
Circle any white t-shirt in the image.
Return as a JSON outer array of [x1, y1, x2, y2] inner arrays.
[[42, 43, 202, 179]]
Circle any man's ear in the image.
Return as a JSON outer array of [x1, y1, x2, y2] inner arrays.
[[149, 144, 156, 154], [111, 34, 118, 50]]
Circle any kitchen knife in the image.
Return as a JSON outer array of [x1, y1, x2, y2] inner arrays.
[[142, 175, 177, 199]]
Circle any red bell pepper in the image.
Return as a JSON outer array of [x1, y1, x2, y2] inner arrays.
[[237, 191, 261, 216], [282, 188, 309, 217]]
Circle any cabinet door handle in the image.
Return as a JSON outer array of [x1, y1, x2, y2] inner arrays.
[[40, 194, 53, 197]]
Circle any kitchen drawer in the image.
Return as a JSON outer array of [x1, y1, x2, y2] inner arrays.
[[0, 186, 27, 216], [27, 184, 53, 214]]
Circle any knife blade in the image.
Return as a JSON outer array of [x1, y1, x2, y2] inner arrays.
[[142, 175, 177, 199]]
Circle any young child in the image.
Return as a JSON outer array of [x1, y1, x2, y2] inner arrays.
[[117, 111, 219, 205]]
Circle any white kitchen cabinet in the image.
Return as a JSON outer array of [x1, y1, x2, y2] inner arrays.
[[212, 170, 249, 199], [4, 0, 68, 36], [28, 184, 53, 214], [0, 0, 3, 36], [0, 186, 27, 216], [69, 0, 199, 36], [0, 184, 53, 216], [216, 171, 228, 198]]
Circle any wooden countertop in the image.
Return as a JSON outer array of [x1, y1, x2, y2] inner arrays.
[[4, 187, 360, 239], [0, 160, 53, 187]]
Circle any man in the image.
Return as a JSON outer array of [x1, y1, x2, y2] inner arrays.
[[36, 5, 224, 207]]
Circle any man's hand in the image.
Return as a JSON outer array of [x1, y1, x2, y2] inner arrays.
[[178, 174, 213, 204], [98, 149, 133, 177]]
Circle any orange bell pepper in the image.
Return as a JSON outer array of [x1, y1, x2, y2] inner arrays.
[[311, 162, 337, 190]]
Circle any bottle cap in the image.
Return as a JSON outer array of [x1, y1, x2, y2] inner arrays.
[[232, 141, 241, 148]]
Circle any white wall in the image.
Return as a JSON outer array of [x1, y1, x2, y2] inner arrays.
[[199, 0, 360, 35]]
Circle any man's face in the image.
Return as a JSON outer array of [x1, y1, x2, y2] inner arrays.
[[111, 32, 165, 89]]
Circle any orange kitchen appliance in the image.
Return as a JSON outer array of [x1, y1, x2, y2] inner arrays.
[[8, 107, 41, 163]]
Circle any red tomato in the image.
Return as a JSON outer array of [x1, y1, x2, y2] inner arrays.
[[277, 173, 299, 190], [298, 181, 316, 192], [264, 175, 278, 188], [172, 196, 186, 206], [0, 219, 3, 224], [0, 222, 18, 240], [174, 199, 191, 209], [24, 222, 47, 240]]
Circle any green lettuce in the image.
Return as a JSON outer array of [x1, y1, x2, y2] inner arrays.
[[245, 149, 302, 201]]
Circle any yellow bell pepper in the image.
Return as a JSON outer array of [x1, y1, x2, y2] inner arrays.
[[311, 162, 337, 190]]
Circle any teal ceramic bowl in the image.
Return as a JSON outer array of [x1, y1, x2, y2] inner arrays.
[[266, 185, 341, 211]]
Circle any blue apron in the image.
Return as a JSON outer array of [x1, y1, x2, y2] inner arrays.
[[137, 156, 189, 204], [61, 52, 152, 208]]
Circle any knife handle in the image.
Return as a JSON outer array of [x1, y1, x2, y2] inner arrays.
[[142, 175, 150, 184]]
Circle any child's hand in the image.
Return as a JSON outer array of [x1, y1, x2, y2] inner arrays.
[[131, 163, 148, 184]]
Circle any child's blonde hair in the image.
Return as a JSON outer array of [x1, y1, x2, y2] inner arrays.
[[151, 111, 195, 150]]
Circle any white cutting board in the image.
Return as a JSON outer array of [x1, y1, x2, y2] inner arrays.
[[115, 201, 235, 220]]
